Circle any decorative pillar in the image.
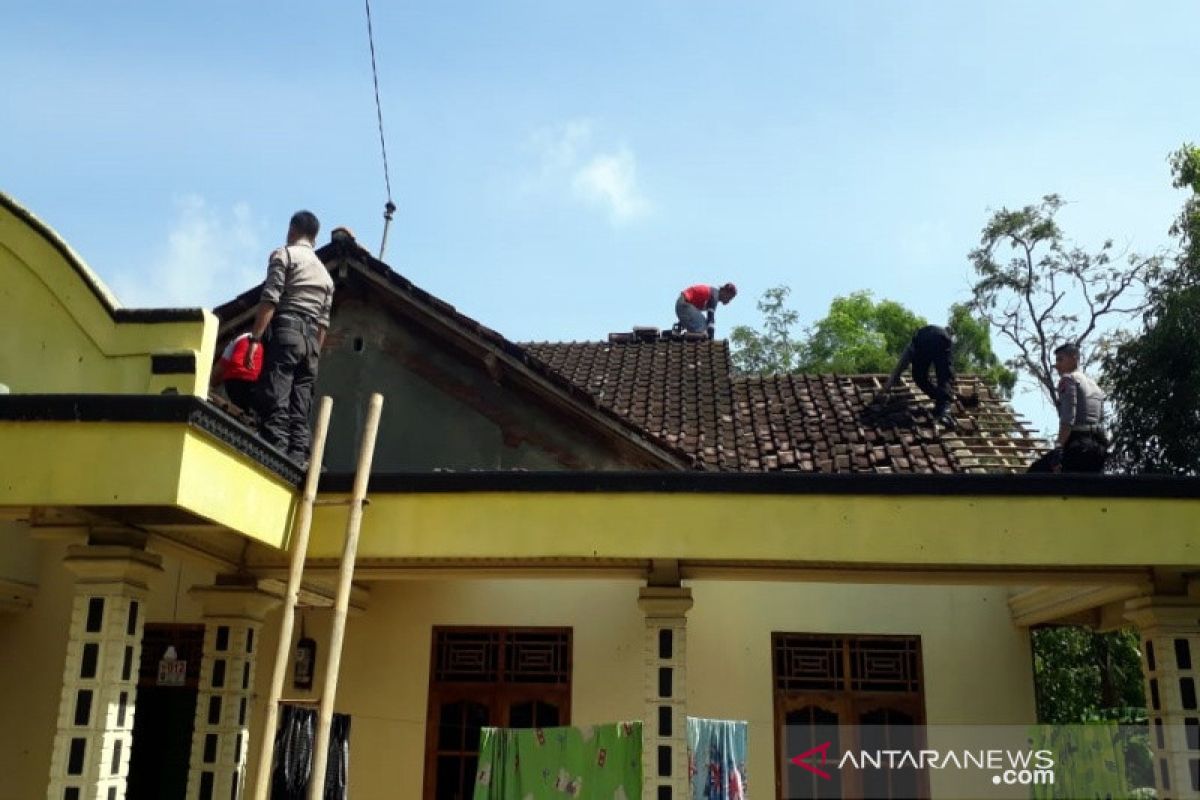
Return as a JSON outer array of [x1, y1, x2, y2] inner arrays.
[[48, 545, 163, 800], [1125, 596, 1200, 800], [638, 586, 693, 800], [185, 581, 281, 800]]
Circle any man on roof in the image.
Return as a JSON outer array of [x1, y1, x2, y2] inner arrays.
[[1027, 342, 1108, 473], [675, 282, 737, 339], [882, 323, 956, 427], [243, 210, 334, 467]]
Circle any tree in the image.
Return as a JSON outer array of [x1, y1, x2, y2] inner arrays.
[[799, 291, 925, 374], [969, 194, 1165, 405], [730, 287, 1016, 395], [1032, 627, 1145, 724], [1103, 145, 1200, 474], [728, 286, 803, 374]]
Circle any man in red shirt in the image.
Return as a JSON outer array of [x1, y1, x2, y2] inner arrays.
[[676, 283, 737, 337], [211, 332, 263, 416]]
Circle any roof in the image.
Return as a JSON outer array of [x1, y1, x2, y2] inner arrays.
[[213, 237, 696, 470], [213, 233, 1042, 475], [523, 339, 1046, 474]]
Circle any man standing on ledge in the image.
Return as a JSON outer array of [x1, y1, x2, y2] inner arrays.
[[1028, 342, 1108, 473], [675, 282, 737, 339], [244, 210, 334, 465]]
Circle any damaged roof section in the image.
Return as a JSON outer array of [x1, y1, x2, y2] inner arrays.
[[524, 339, 1045, 474]]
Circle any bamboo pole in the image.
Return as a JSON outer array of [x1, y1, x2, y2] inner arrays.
[[250, 396, 333, 800], [308, 393, 383, 800]]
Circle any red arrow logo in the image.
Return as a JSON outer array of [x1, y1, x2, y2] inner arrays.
[[790, 741, 833, 780]]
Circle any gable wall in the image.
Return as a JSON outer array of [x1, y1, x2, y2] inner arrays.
[[312, 287, 653, 472]]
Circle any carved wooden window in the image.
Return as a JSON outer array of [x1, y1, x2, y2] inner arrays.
[[773, 633, 927, 800], [425, 627, 571, 800]]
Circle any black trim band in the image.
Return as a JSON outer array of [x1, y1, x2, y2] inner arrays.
[[0, 395, 302, 484], [317, 470, 1200, 499], [151, 353, 197, 375]]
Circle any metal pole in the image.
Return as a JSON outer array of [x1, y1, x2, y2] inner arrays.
[[307, 393, 383, 800], [378, 200, 396, 261], [250, 397, 333, 800]]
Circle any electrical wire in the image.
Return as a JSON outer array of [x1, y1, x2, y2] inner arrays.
[[364, 0, 394, 207]]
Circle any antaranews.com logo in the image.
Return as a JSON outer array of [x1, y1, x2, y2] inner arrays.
[[782, 724, 1144, 799], [790, 741, 1055, 786]]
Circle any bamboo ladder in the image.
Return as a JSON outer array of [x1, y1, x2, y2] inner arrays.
[[250, 393, 384, 800]]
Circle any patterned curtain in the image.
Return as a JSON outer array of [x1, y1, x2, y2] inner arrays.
[[687, 717, 748, 800], [473, 721, 642, 799]]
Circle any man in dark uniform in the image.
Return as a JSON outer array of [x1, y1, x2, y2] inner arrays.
[[882, 324, 956, 426], [243, 210, 334, 464], [1028, 342, 1108, 473]]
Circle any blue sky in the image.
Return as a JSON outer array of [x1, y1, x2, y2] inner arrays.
[[3, 1, 1196, 426]]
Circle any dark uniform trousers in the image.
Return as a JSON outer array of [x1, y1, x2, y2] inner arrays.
[[912, 326, 955, 414], [1027, 430, 1108, 473], [257, 312, 321, 461]]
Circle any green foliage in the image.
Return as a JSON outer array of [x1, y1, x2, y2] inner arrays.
[[728, 286, 803, 374], [1102, 145, 1200, 475], [1032, 627, 1145, 724], [799, 291, 926, 374], [730, 287, 1015, 395], [969, 195, 1164, 405]]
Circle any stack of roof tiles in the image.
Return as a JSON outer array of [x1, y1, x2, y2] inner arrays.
[[523, 338, 1046, 474]]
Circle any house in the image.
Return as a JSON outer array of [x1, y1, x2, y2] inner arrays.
[[1, 190, 1197, 800]]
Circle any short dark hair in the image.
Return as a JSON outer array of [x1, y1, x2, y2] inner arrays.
[[289, 210, 320, 240], [1054, 342, 1081, 358]]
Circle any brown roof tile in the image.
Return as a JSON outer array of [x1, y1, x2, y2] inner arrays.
[[523, 339, 1047, 474]]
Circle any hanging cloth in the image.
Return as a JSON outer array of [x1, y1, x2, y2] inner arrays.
[[686, 717, 748, 800], [473, 721, 642, 799], [270, 703, 353, 800], [1028, 721, 1130, 800]]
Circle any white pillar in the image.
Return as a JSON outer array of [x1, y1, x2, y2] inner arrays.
[[185, 583, 281, 800], [638, 586, 693, 800], [47, 545, 162, 800], [1125, 597, 1200, 799]]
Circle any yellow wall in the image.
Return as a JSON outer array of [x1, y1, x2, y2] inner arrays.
[[309, 490, 1200, 568], [247, 578, 1033, 799], [688, 581, 1034, 798], [0, 531, 217, 800], [0, 192, 215, 396], [0, 423, 298, 547]]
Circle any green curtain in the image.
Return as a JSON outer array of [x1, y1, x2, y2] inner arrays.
[[1029, 722, 1130, 800], [473, 721, 642, 800]]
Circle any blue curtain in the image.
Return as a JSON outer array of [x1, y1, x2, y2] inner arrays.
[[686, 717, 748, 799]]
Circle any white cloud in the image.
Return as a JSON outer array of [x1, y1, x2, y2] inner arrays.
[[526, 119, 651, 226], [572, 148, 650, 224], [532, 118, 594, 173], [115, 194, 265, 308]]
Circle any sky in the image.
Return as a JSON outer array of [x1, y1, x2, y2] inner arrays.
[[3, 1, 1197, 427]]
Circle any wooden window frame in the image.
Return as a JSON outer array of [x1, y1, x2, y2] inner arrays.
[[423, 626, 572, 800], [772, 633, 928, 800]]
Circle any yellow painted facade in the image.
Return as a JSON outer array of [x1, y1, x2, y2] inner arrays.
[[231, 578, 1033, 798], [0, 422, 297, 547], [307, 490, 1198, 567], [0, 192, 216, 397]]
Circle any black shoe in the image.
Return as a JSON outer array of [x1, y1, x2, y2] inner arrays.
[[937, 412, 957, 429]]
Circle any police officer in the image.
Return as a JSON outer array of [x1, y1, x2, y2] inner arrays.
[[1028, 342, 1107, 473], [882, 324, 956, 426], [244, 210, 334, 465]]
